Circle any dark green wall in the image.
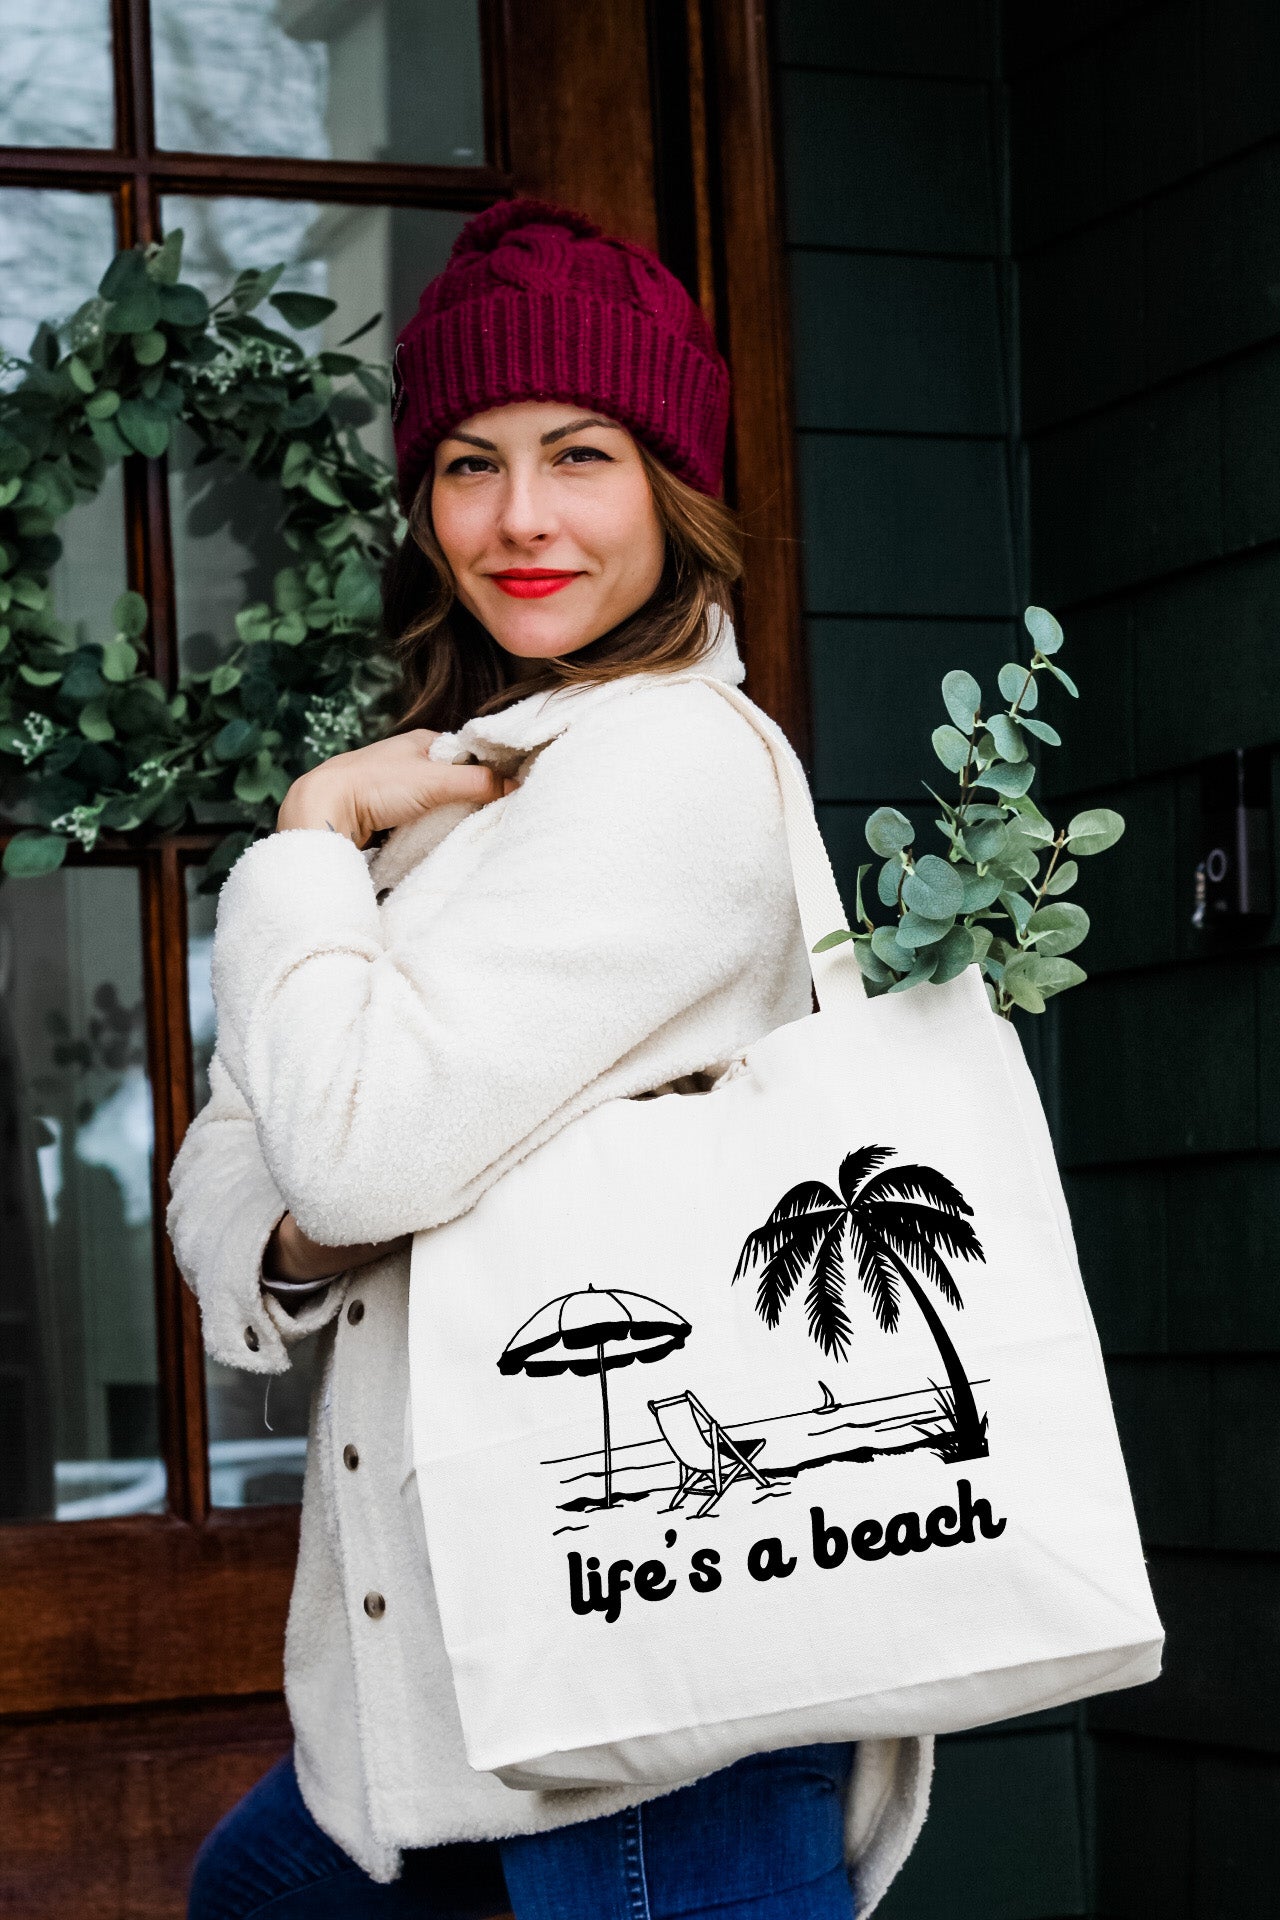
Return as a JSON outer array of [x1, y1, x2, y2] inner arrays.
[[1009, 4, 1280, 1915], [775, 2, 1278, 1915], [774, 5, 1092, 1917]]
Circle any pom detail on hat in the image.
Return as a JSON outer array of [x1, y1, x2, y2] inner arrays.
[[392, 198, 730, 505]]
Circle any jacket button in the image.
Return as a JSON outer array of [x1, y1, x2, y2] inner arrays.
[[363, 1590, 386, 1620], [244, 1325, 260, 1352], [343, 1444, 359, 1471], [347, 1299, 365, 1325]]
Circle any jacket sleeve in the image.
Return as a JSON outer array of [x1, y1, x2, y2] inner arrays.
[[207, 680, 800, 1247], [165, 1048, 348, 1372]]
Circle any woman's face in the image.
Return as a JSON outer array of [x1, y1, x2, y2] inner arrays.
[[430, 400, 666, 669]]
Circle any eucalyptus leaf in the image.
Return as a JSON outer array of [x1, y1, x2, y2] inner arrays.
[[1018, 715, 1061, 746], [901, 852, 964, 919], [1067, 806, 1125, 856], [133, 330, 167, 365], [985, 712, 1028, 763], [973, 760, 1036, 798], [898, 909, 955, 949], [931, 923, 975, 983], [99, 249, 149, 301], [853, 861, 871, 927], [1044, 858, 1079, 895], [1043, 658, 1079, 697], [960, 869, 1003, 912], [888, 950, 940, 992], [334, 552, 381, 622], [100, 638, 137, 683], [1034, 956, 1087, 997], [1024, 605, 1064, 654], [854, 941, 895, 987], [1027, 901, 1090, 956], [966, 820, 1008, 864], [272, 290, 339, 331], [113, 590, 148, 638], [78, 699, 115, 741], [967, 924, 993, 966], [84, 389, 120, 420], [104, 286, 161, 335], [1002, 955, 1046, 1014], [210, 663, 242, 696], [997, 661, 1028, 706], [931, 723, 971, 772], [813, 928, 855, 951], [117, 398, 169, 457], [865, 806, 915, 857], [281, 441, 313, 488], [871, 925, 915, 973], [234, 750, 280, 804], [213, 717, 261, 761], [2, 828, 68, 876], [1007, 797, 1055, 842], [305, 467, 345, 508], [235, 604, 273, 645], [157, 283, 210, 328], [876, 858, 903, 908], [941, 669, 982, 732], [147, 230, 184, 286], [1001, 889, 1033, 935], [88, 416, 129, 460]]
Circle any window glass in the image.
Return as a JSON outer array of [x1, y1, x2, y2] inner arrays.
[[0, 0, 114, 150], [162, 195, 464, 676], [0, 188, 117, 375], [0, 866, 166, 1521], [0, 190, 127, 827], [151, 0, 484, 167], [185, 864, 318, 1507]]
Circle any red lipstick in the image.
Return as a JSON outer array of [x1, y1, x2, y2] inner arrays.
[[488, 569, 582, 599]]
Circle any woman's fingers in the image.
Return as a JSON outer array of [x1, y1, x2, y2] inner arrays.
[[434, 762, 507, 804]]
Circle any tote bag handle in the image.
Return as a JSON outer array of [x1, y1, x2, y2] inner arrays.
[[687, 675, 866, 1015]]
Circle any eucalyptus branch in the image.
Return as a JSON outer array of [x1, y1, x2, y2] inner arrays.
[[812, 606, 1125, 1018]]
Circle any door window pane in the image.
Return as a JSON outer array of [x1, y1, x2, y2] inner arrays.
[[0, 865, 166, 1521], [0, 189, 117, 373], [185, 864, 318, 1508], [0, 0, 114, 150], [0, 191, 127, 827], [152, 0, 484, 166], [162, 195, 464, 675]]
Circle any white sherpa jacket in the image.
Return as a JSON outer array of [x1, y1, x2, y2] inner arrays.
[[165, 613, 933, 1911]]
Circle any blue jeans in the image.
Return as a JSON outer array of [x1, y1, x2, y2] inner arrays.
[[189, 1745, 856, 1919]]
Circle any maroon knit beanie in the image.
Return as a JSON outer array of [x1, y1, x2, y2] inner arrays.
[[391, 198, 730, 506]]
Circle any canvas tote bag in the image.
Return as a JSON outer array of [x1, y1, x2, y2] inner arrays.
[[408, 675, 1163, 1791]]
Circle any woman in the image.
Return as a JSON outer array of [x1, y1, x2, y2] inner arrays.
[[169, 199, 932, 1920]]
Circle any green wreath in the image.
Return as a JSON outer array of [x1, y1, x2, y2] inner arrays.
[[0, 229, 402, 885]]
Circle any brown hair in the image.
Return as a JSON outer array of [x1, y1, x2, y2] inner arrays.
[[381, 441, 743, 737]]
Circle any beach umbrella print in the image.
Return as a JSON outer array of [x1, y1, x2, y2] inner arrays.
[[497, 1285, 691, 1508]]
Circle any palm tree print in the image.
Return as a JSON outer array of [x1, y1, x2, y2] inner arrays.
[[734, 1146, 989, 1461]]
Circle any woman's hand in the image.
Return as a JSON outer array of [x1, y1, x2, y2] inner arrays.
[[277, 729, 515, 846], [263, 1211, 411, 1284]]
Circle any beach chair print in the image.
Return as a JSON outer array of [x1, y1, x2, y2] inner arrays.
[[648, 1390, 768, 1518]]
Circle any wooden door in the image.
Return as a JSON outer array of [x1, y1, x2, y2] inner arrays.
[[0, 4, 799, 1912]]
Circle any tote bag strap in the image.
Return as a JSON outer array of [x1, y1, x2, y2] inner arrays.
[[685, 675, 866, 1014]]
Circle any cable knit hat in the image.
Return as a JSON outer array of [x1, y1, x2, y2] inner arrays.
[[391, 198, 730, 506]]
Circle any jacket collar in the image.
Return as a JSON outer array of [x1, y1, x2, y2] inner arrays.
[[427, 605, 745, 766], [367, 610, 746, 892]]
